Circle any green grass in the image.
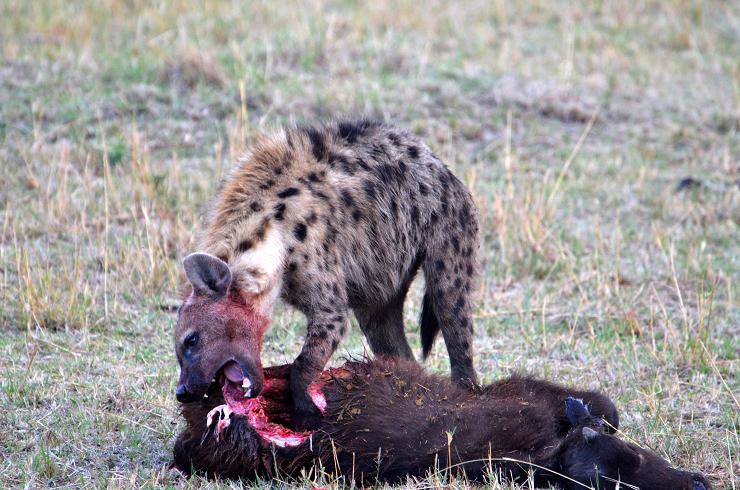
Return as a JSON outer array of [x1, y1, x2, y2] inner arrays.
[[1, 0, 738, 488]]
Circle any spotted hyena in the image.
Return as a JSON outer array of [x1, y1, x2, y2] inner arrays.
[[174, 119, 479, 429]]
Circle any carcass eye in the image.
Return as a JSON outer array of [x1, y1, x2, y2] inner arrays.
[[184, 332, 199, 348]]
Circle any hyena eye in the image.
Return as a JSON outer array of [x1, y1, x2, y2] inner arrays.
[[184, 332, 199, 348]]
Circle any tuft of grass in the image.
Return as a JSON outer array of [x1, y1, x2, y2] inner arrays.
[[1, 0, 738, 488]]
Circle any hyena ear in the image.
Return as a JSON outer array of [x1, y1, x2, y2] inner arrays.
[[183, 252, 232, 298], [565, 397, 592, 427]]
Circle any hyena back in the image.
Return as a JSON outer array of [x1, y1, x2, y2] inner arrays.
[[177, 119, 479, 428]]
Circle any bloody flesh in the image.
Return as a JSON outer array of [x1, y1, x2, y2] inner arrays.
[[220, 365, 346, 447]]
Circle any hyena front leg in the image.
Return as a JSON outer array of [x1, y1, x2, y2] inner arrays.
[[291, 298, 350, 431]]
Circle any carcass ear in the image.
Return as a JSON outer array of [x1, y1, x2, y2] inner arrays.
[[565, 397, 592, 426], [582, 426, 599, 442], [183, 252, 232, 298]]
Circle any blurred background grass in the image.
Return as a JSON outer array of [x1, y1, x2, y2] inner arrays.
[[0, 0, 738, 487]]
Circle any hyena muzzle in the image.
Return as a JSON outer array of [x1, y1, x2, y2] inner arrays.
[[174, 119, 479, 429]]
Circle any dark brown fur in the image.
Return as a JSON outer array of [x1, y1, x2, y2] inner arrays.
[[173, 359, 709, 488], [176, 119, 480, 428]]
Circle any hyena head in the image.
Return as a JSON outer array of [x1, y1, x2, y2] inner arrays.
[[174, 253, 269, 403]]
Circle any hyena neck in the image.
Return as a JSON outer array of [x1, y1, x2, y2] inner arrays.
[[223, 289, 274, 335], [251, 277, 281, 319]]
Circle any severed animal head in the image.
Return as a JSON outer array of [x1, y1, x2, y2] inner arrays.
[[556, 397, 711, 490]]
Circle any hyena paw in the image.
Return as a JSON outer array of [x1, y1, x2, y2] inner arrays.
[[206, 404, 233, 442], [293, 399, 322, 432]]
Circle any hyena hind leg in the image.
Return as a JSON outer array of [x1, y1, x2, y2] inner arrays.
[[355, 293, 414, 360], [423, 253, 478, 387]]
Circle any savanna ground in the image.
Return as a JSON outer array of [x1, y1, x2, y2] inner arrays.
[[1, 0, 738, 488]]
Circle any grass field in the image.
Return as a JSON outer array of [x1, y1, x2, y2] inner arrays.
[[1, 0, 738, 488]]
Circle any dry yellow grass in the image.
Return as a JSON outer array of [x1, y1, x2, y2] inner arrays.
[[0, 0, 737, 488]]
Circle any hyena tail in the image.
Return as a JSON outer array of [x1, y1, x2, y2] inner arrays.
[[420, 291, 440, 359]]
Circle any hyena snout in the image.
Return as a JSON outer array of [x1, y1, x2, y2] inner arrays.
[[175, 383, 195, 403], [176, 367, 211, 403]]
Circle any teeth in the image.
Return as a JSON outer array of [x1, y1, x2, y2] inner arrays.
[[242, 378, 252, 389], [244, 388, 252, 398]]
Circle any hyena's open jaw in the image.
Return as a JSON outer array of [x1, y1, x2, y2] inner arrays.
[[219, 360, 255, 398], [207, 364, 338, 447]]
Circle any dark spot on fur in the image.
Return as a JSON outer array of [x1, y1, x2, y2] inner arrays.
[[441, 194, 449, 215], [418, 183, 429, 196], [255, 220, 269, 241], [313, 190, 330, 201], [236, 240, 253, 253], [294, 223, 307, 241], [369, 142, 389, 161], [407, 145, 419, 159], [274, 203, 286, 220], [259, 179, 275, 190], [306, 212, 318, 224], [375, 164, 403, 184], [352, 210, 363, 222], [250, 202, 262, 212], [216, 254, 229, 263], [363, 181, 376, 200], [388, 132, 401, 147], [330, 153, 355, 175], [451, 237, 460, 253], [307, 172, 322, 183], [435, 260, 446, 272], [288, 262, 297, 272], [410, 205, 419, 223], [318, 330, 328, 340], [340, 190, 354, 207], [337, 119, 380, 143], [466, 264, 474, 276], [454, 278, 462, 288], [277, 187, 300, 199], [340, 325, 347, 336], [356, 157, 371, 171], [301, 126, 327, 161]]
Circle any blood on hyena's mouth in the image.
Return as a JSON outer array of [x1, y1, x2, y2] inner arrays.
[[212, 363, 340, 447]]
